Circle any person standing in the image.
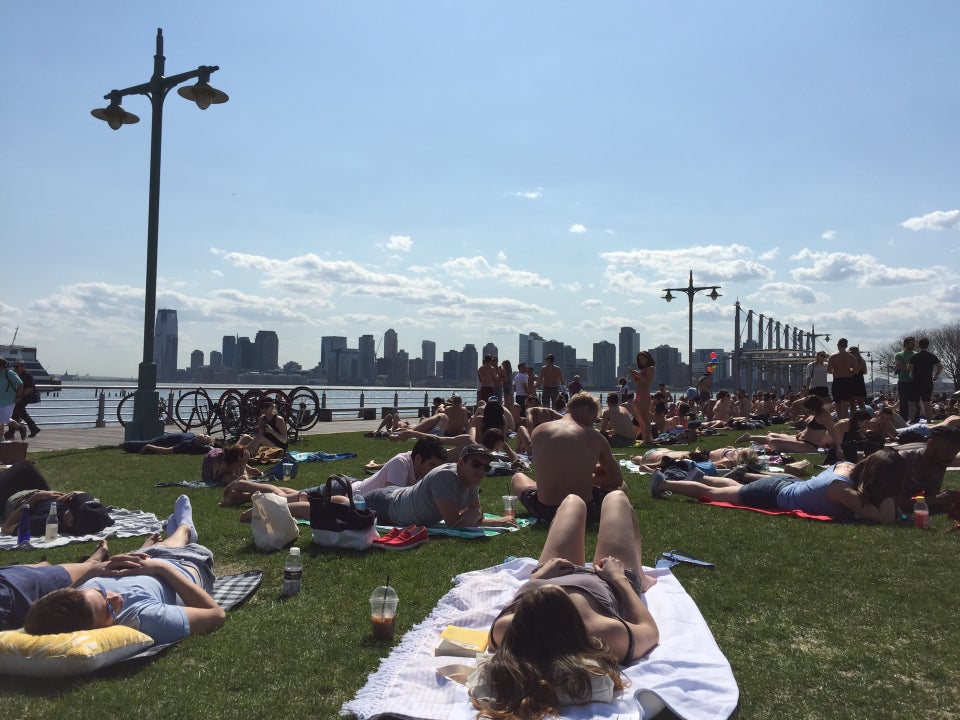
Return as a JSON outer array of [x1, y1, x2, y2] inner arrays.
[[477, 355, 500, 402], [538, 355, 564, 410], [827, 338, 857, 419], [894, 336, 917, 425], [908, 338, 942, 423], [0, 358, 24, 441], [12, 361, 40, 438], [513, 362, 529, 412]]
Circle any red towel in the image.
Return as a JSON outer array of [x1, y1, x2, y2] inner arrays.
[[697, 497, 834, 521]]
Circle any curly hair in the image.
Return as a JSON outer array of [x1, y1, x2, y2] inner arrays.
[[473, 586, 625, 720], [23, 588, 95, 635]]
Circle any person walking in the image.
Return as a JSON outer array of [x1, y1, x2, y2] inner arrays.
[[12, 361, 40, 438]]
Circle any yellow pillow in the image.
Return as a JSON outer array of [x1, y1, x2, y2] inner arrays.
[[0, 626, 154, 677]]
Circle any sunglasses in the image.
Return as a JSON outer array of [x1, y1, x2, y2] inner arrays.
[[93, 582, 116, 621], [467, 458, 491, 472]]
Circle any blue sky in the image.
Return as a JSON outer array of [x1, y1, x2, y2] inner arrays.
[[2, 1, 958, 378]]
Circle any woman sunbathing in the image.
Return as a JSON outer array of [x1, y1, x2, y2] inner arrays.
[[201, 445, 262, 486], [649, 447, 905, 523], [475, 491, 659, 718], [738, 395, 844, 458], [632, 446, 758, 473]]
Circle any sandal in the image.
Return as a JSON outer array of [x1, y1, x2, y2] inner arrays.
[[657, 549, 715, 569]]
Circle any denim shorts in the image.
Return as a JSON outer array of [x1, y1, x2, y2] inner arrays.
[[738, 476, 793, 510]]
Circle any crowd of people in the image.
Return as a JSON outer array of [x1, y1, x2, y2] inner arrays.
[[1, 334, 957, 719]]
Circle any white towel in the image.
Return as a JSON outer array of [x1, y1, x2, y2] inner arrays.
[[0, 507, 163, 551], [343, 557, 738, 720]]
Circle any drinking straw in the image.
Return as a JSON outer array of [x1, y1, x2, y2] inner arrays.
[[381, 575, 390, 614]]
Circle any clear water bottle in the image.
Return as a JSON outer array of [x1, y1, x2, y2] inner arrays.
[[45, 502, 59, 543], [282, 547, 303, 597], [913, 495, 930, 530], [354, 493, 366, 511], [17, 505, 31, 545]]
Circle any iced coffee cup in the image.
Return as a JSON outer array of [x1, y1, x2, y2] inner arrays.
[[502, 495, 518, 519], [370, 585, 399, 641]]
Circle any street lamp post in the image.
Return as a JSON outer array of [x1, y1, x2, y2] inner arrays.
[[92, 28, 228, 441], [662, 270, 722, 388], [863, 351, 875, 396]]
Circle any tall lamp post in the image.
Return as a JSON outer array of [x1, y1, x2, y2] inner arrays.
[[662, 270, 722, 387], [91, 28, 228, 441], [863, 351, 875, 395]]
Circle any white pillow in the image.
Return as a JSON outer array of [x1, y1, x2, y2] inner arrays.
[[0, 626, 154, 677]]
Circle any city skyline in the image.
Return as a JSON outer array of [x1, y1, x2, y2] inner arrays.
[[2, 3, 958, 378]]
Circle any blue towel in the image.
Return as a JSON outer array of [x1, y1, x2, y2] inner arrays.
[[288, 451, 358, 462]]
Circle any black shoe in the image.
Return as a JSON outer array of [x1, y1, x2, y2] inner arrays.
[[3, 430, 14, 441], [18, 426, 26, 441], [28, 429, 40, 438]]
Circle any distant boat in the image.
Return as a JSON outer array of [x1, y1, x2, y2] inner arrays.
[[0, 344, 61, 387]]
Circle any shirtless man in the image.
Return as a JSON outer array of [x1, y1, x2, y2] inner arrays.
[[599, 392, 637, 446], [439, 395, 471, 436], [512, 393, 627, 523], [514, 396, 563, 454], [538, 355, 564, 410], [477, 355, 500, 402], [827, 338, 857, 419]]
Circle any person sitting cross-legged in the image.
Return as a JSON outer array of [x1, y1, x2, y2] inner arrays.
[[24, 495, 225, 643]]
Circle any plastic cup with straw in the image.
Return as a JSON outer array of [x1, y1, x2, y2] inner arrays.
[[370, 576, 399, 641]]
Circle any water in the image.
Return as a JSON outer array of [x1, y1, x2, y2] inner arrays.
[[26, 382, 479, 429]]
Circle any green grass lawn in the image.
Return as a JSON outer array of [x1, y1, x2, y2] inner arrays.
[[2, 429, 959, 720]]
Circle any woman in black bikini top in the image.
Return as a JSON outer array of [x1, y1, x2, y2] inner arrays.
[[477, 491, 659, 719]]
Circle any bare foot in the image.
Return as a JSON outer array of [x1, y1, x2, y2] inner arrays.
[[136, 532, 163, 551], [91, 539, 110, 562], [639, 572, 658, 593]]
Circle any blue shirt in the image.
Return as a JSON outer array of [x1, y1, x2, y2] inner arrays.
[[776, 467, 852, 519]]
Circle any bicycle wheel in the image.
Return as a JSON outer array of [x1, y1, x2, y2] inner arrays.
[[287, 386, 321, 431], [217, 389, 245, 442], [175, 390, 214, 431], [261, 388, 291, 417], [116, 393, 135, 427], [239, 389, 265, 435]]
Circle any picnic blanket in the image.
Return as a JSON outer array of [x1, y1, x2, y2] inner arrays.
[[342, 557, 738, 720], [288, 451, 357, 462], [128, 570, 263, 660], [697, 497, 834, 521], [1, 507, 163, 551], [376, 513, 537, 539]]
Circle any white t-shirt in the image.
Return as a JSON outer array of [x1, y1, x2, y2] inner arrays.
[[351, 452, 416, 496], [513, 372, 529, 396]]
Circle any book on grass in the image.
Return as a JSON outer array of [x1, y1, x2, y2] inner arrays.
[[434, 625, 489, 657]]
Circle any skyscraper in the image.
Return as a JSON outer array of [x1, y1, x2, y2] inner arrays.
[[592, 340, 616, 389], [483, 342, 498, 360], [359, 334, 376, 383], [461, 344, 479, 382], [190, 349, 204, 369], [421, 340, 436, 377], [518, 332, 544, 368], [383, 328, 398, 359], [321, 336, 347, 376], [222, 335, 237, 371], [650, 344, 682, 388], [255, 330, 279, 371], [618, 327, 639, 378], [154, 309, 178, 381]]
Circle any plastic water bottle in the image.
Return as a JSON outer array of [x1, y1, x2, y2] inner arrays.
[[45, 502, 59, 543], [282, 547, 303, 597], [913, 495, 930, 530], [17, 505, 31, 545], [354, 493, 366, 511]]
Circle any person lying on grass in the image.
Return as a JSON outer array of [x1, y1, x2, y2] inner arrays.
[[631, 446, 760, 474], [120, 431, 215, 455], [474, 491, 659, 718], [0, 460, 114, 537], [0, 540, 111, 629], [24, 496, 225, 643], [201, 444, 262, 486], [649, 447, 906, 524]]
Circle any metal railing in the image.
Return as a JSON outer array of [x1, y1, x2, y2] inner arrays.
[[24, 384, 479, 430]]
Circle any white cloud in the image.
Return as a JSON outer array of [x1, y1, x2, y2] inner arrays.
[[581, 298, 603, 308], [747, 282, 824, 305], [438, 256, 553, 289], [562, 281, 582, 292], [757, 247, 780, 261], [790, 249, 942, 286], [512, 188, 542, 199], [604, 228, 616, 236], [600, 245, 774, 286], [821, 230, 837, 240], [569, 224, 587, 234], [497, 250, 507, 262], [900, 209, 960, 231], [384, 235, 413, 252]]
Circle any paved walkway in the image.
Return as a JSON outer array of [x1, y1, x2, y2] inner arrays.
[[4, 419, 384, 453]]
